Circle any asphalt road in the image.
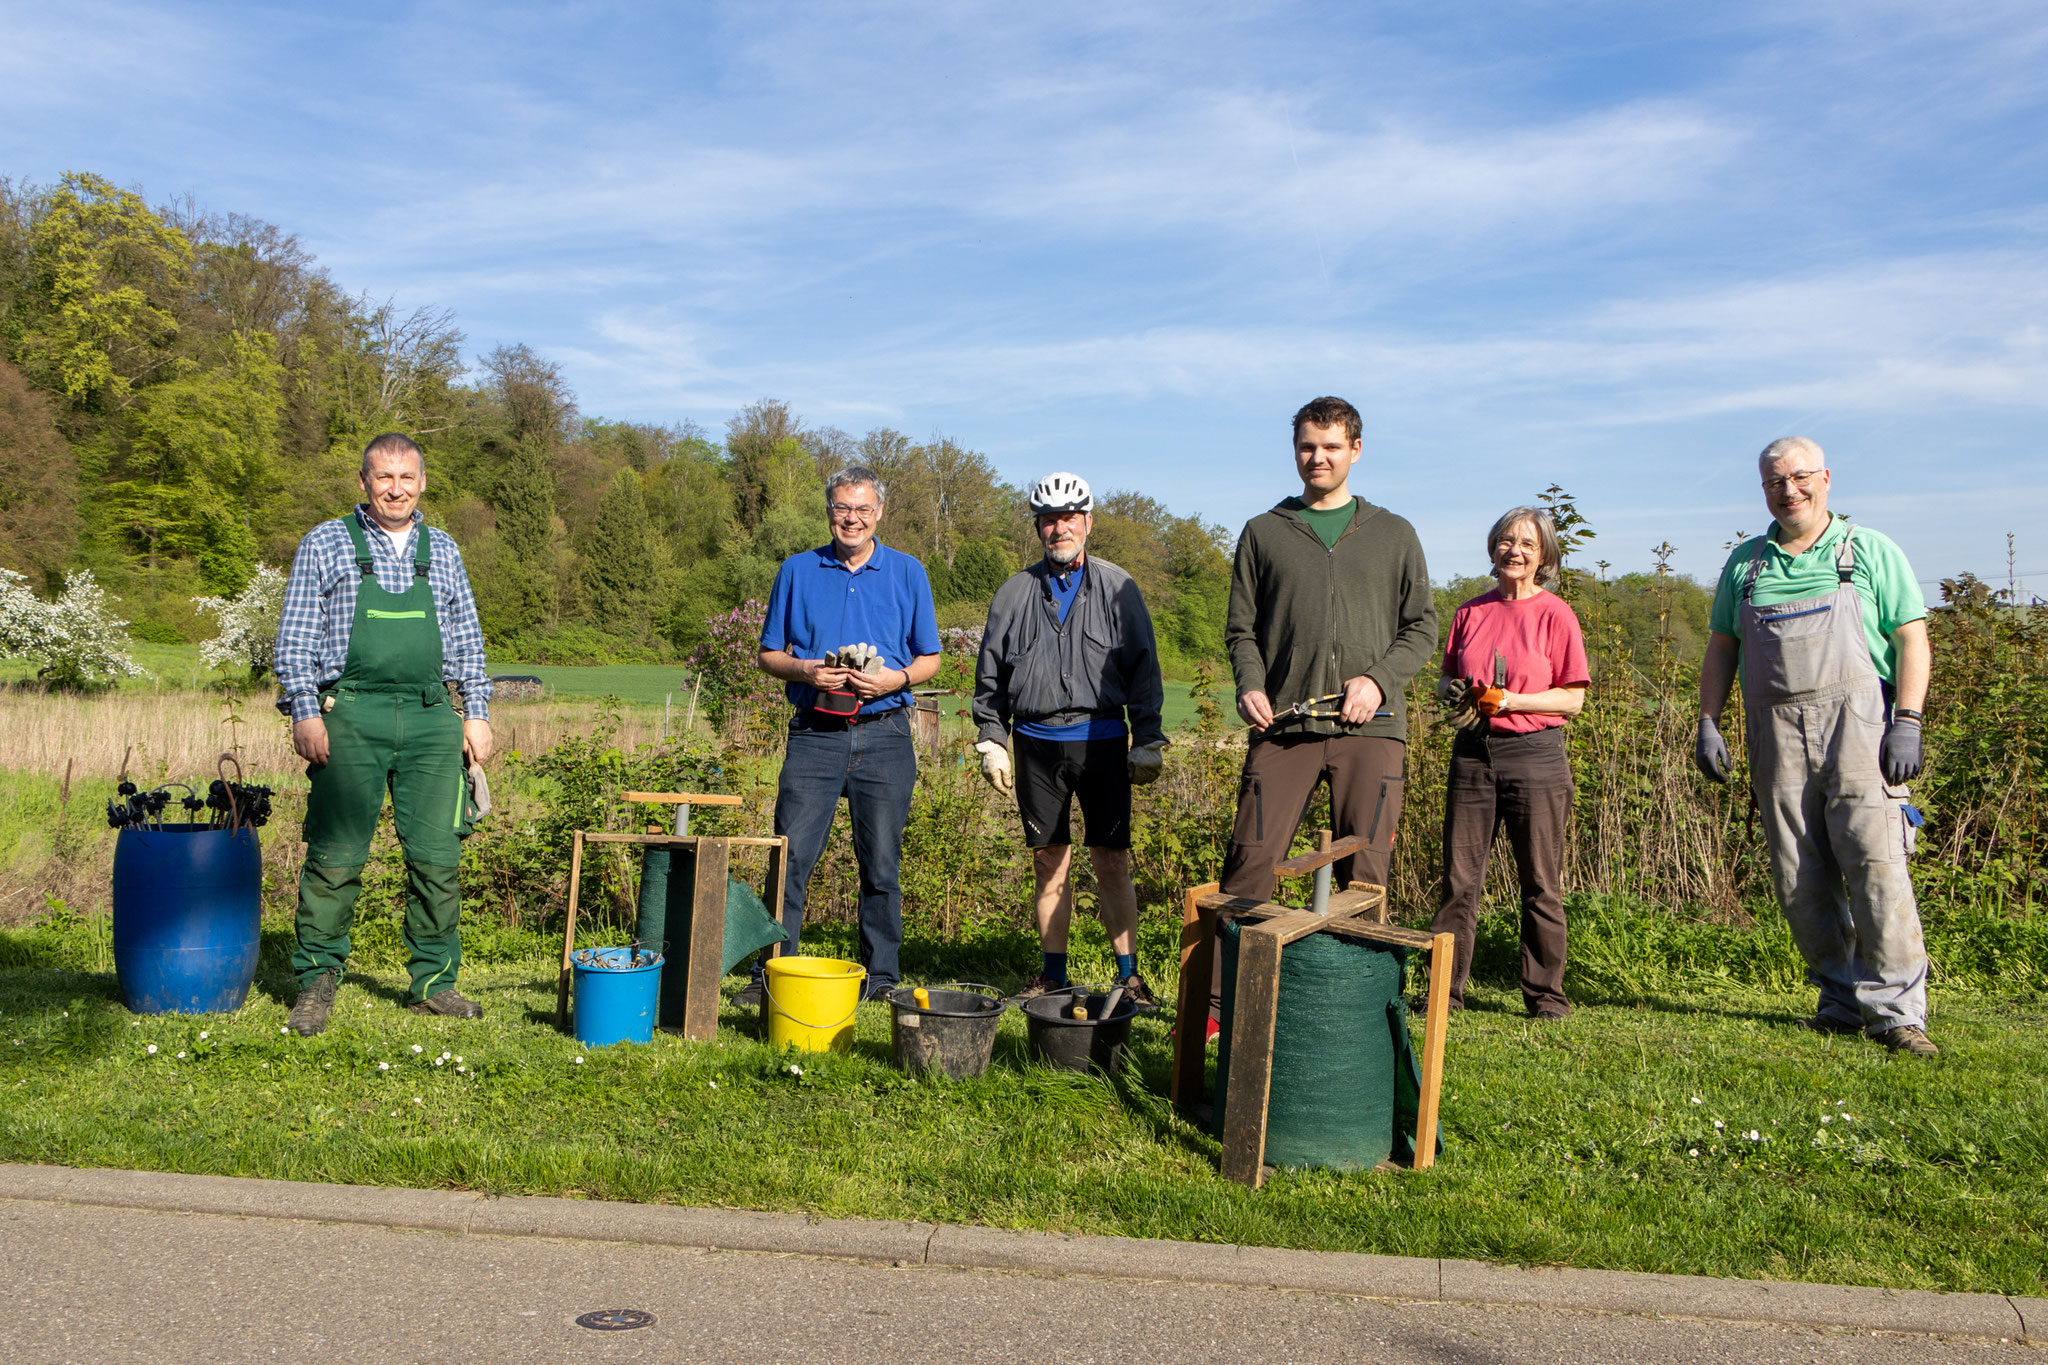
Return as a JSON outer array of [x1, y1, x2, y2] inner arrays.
[[2, 1199, 2035, 1365]]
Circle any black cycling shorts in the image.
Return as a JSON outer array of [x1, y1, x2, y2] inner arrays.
[[1013, 732, 1131, 850]]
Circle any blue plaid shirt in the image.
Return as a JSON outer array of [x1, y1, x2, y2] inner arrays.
[[273, 506, 492, 723]]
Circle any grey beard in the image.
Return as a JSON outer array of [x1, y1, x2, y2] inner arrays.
[[1044, 545, 1082, 569]]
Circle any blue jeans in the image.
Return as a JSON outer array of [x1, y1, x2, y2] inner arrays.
[[767, 707, 917, 989]]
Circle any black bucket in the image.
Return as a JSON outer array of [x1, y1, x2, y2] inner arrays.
[[1022, 985, 1137, 1076], [885, 983, 1007, 1079]]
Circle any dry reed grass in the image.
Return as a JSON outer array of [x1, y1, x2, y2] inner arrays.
[[0, 692, 666, 782]]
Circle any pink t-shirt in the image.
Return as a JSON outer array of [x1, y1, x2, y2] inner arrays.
[[1441, 588, 1590, 734]]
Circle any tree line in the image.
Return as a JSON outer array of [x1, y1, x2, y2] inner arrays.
[[0, 172, 1236, 671]]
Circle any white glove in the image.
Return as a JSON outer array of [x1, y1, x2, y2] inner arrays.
[[1127, 740, 1167, 786], [975, 739, 1013, 795]]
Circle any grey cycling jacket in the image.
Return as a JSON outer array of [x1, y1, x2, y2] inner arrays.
[[972, 555, 1166, 748]]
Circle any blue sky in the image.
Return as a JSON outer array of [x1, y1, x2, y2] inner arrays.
[[5, 0, 2044, 594]]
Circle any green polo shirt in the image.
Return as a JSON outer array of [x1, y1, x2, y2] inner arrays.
[[1707, 513, 1925, 683]]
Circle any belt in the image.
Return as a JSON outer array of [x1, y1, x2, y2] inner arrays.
[[802, 705, 903, 728]]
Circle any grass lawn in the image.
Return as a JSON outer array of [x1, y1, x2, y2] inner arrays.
[[2, 916, 2042, 1298]]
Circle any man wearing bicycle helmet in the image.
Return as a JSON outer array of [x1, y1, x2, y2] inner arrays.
[[973, 472, 1167, 1004]]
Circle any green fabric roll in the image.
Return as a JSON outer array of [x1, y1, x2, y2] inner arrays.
[[632, 845, 788, 1028], [1213, 920, 1439, 1170]]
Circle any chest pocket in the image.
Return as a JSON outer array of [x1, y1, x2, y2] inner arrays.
[[1748, 603, 1840, 698]]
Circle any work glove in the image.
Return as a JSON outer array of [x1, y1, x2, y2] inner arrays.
[[975, 739, 1013, 795], [1474, 680, 1505, 718], [1694, 716, 1731, 784], [831, 642, 885, 675], [1880, 717, 1923, 786], [1127, 740, 1167, 786], [1444, 680, 1487, 731]]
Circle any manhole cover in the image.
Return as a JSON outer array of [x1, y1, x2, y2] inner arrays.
[[575, 1309, 655, 1331]]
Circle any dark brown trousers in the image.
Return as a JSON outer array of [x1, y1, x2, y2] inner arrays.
[[1210, 732, 1407, 1014], [1427, 725, 1573, 1015]]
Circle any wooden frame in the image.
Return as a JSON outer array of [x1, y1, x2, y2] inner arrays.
[[1168, 832, 1454, 1187], [554, 792, 787, 1043]]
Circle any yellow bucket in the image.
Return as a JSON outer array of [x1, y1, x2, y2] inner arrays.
[[764, 956, 866, 1053]]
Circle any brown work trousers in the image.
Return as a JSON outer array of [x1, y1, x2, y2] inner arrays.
[[1427, 725, 1573, 1016], [1211, 732, 1407, 1014]]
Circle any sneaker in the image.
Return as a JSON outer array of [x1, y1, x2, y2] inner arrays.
[[406, 989, 483, 1019], [1115, 973, 1160, 1013], [860, 979, 897, 1004], [1010, 973, 1067, 1002], [1875, 1024, 1939, 1056], [1800, 1014, 1862, 1037], [1530, 1006, 1571, 1022], [287, 970, 340, 1037], [732, 979, 765, 1009]]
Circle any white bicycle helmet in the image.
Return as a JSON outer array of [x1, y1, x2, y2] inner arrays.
[[1028, 471, 1093, 515]]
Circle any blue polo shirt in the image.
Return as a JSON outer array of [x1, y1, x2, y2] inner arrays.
[[759, 542, 941, 714]]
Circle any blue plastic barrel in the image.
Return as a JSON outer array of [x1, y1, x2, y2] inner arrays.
[[111, 823, 262, 1015], [571, 947, 664, 1046]]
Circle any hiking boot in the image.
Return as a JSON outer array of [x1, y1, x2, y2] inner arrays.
[[1876, 1024, 1939, 1056], [1115, 973, 1160, 1013], [1800, 1014, 1862, 1037], [406, 989, 483, 1019], [733, 979, 766, 1009], [287, 970, 340, 1037], [1011, 973, 1067, 1002]]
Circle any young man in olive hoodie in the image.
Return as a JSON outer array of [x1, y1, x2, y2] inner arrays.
[[1208, 395, 1438, 1022]]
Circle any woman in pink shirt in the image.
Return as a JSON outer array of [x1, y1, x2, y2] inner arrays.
[[1427, 508, 1590, 1019]]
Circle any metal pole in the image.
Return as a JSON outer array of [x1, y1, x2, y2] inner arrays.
[[1312, 864, 1332, 916], [663, 691, 672, 741], [675, 802, 690, 838]]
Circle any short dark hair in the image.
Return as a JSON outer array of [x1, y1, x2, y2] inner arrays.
[[1291, 396, 1362, 445], [360, 432, 424, 476]]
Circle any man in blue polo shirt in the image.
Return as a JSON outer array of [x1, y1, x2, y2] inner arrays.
[[743, 464, 941, 1004]]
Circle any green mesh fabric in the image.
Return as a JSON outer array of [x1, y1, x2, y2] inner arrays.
[[633, 846, 788, 1027], [1213, 919, 1439, 1170]]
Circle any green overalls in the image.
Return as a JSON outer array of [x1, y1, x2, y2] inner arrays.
[[291, 519, 468, 1002]]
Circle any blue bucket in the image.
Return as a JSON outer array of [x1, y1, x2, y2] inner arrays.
[[111, 823, 263, 1015], [571, 946, 664, 1046]]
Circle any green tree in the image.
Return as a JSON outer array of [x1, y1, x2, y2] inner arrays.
[[581, 467, 661, 640], [13, 172, 192, 411]]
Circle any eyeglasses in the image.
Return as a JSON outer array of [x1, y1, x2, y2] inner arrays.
[[1761, 469, 1824, 494], [828, 502, 879, 521]]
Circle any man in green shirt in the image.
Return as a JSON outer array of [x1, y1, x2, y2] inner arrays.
[[1203, 395, 1437, 1029], [1696, 437, 1936, 1054]]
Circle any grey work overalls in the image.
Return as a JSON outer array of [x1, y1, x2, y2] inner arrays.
[[1739, 522, 1927, 1032]]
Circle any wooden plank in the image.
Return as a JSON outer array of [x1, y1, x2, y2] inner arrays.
[[1271, 833, 1371, 878], [1194, 891, 1293, 920], [554, 830, 585, 1031], [1260, 908, 1331, 948], [760, 835, 789, 962], [1194, 887, 1380, 924], [579, 833, 785, 849], [1346, 880, 1391, 924], [1316, 920, 1438, 950], [619, 791, 744, 806], [1169, 881, 1219, 1109], [681, 837, 732, 1041], [1219, 920, 1286, 1187], [1411, 930, 1455, 1173]]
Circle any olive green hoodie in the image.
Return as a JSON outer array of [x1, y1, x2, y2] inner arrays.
[[1225, 496, 1437, 741]]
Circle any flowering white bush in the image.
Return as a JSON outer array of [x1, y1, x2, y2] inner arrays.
[[193, 564, 286, 678], [0, 568, 148, 691]]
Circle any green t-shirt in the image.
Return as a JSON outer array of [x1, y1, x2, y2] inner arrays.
[[1297, 500, 1357, 550], [1707, 513, 1925, 682]]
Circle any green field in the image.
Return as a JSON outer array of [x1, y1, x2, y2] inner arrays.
[[494, 660, 1228, 732]]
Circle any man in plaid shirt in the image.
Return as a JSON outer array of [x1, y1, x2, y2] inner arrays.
[[274, 433, 493, 1036]]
